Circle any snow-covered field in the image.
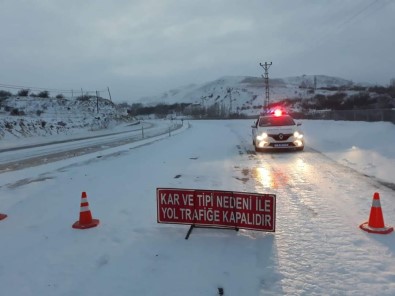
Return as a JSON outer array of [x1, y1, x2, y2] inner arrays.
[[302, 120, 395, 185], [0, 119, 394, 295]]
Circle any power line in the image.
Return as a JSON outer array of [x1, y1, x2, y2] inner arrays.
[[0, 82, 107, 94], [334, 0, 380, 30], [308, 0, 388, 50], [359, 0, 392, 20]]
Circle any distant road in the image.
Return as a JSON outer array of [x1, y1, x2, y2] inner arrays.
[[0, 121, 151, 153], [0, 120, 182, 173]]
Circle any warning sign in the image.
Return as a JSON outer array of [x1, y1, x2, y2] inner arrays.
[[157, 188, 276, 231]]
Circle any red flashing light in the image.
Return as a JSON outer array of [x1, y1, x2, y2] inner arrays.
[[274, 109, 282, 117]]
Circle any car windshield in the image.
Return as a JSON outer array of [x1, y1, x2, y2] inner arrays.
[[258, 115, 295, 127]]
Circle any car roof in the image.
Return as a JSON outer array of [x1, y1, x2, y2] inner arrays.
[[259, 114, 293, 119], [257, 114, 296, 127]]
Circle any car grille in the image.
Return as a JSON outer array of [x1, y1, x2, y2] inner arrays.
[[268, 133, 292, 141]]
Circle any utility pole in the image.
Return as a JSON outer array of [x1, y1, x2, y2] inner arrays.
[[95, 91, 99, 114], [259, 62, 272, 110], [227, 87, 232, 117], [107, 87, 112, 102]]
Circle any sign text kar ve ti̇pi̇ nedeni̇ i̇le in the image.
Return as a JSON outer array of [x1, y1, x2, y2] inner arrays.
[[157, 188, 276, 232]]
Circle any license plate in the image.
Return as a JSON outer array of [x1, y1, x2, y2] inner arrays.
[[274, 143, 289, 147]]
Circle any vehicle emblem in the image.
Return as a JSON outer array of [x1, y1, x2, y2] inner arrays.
[[279, 133, 284, 140]]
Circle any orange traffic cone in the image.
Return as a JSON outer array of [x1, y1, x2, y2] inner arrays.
[[0, 213, 7, 221], [360, 192, 393, 234], [72, 192, 100, 229]]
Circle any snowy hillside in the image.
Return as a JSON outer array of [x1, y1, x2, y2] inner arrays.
[[1, 75, 391, 140], [0, 95, 134, 140], [137, 75, 364, 115]]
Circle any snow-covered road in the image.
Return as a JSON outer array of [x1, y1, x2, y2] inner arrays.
[[0, 120, 181, 173], [0, 119, 394, 295], [230, 121, 395, 294]]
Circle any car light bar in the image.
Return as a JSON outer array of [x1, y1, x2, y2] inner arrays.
[[260, 108, 287, 116]]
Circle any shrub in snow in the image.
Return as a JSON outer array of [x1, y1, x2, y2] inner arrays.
[[5, 122, 13, 129], [17, 89, 30, 96], [10, 108, 25, 116], [0, 90, 12, 98], [38, 91, 49, 98]]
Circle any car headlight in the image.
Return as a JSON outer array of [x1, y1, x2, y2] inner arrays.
[[294, 131, 303, 139], [256, 133, 268, 141]]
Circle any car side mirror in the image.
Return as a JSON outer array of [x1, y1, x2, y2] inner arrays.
[[297, 123, 302, 126]]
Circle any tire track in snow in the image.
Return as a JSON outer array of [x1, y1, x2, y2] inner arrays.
[[254, 151, 395, 294]]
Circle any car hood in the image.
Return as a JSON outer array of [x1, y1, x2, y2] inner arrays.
[[259, 126, 297, 134]]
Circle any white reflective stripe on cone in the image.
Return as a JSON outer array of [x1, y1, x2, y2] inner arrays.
[[372, 200, 381, 207], [81, 198, 88, 203], [80, 206, 90, 212]]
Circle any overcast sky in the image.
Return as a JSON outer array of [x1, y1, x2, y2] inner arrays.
[[1, 0, 394, 103]]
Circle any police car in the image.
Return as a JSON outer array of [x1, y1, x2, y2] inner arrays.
[[251, 109, 304, 152]]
